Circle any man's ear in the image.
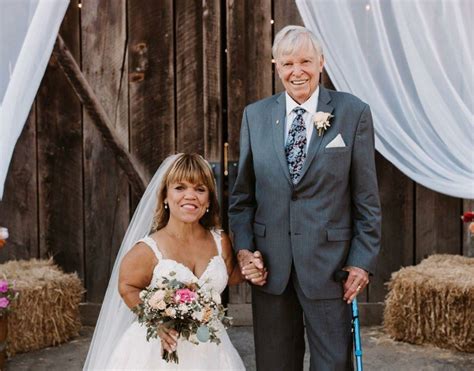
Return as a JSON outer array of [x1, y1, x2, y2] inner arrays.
[[275, 61, 283, 79], [319, 54, 325, 72]]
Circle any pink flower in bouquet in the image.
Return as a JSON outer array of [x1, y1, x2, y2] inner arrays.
[[0, 297, 9, 308], [0, 280, 8, 293], [174, 288, 196, 303]]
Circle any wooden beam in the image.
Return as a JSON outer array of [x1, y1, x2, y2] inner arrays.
[[52, 35, 149, 196]]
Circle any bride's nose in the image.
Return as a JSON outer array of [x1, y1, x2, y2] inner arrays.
[[184, 190, 197, 199]]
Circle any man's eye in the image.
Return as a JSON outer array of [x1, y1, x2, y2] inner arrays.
[[175, 185, 184, 190]]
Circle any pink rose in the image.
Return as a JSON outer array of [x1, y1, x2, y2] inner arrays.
[[174, 288, 196, 303], [0, 280, 8, 293], [0, 297, 9, 308]]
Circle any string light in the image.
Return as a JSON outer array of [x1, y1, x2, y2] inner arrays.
[[78, 1, 82, 8], [365, 4, 371, 11], [270, 19, 275, 25]]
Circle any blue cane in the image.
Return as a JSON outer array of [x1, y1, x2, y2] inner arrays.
[[334, 270, 363, 371]]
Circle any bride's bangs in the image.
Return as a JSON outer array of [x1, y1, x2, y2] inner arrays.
[[167, 155, 215, 191]]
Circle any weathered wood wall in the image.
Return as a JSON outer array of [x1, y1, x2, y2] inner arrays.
[[0, 1, 467, 315]]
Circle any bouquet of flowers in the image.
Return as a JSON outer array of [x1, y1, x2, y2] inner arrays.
[[0, 278, 18, 316], [132, 271, 231, 363]]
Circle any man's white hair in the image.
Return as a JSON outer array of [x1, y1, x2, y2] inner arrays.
[[272, 25, 323, 59]]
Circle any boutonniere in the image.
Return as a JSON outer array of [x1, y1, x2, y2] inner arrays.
[[312, 111, 334, 136]]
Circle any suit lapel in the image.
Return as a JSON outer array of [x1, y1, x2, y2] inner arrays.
[[272, 93, 292, 186], [298, 86, 334, 184]]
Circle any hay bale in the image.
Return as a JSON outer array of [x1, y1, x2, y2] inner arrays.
[[0, 258, 85, 355], [384, 254, 474, 352]]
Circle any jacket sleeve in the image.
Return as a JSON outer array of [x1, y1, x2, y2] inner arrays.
[[228, 107, 257, 253], [346, 105, 382, 274]]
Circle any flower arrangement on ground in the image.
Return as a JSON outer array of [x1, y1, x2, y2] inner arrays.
[[132, 271, 231, 363], [0, 278, 18, 316]]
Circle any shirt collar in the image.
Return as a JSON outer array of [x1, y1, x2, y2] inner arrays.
[[285, 86, 320, 117]]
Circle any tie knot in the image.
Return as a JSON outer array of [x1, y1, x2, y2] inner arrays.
[[293, 107, 305, 116]]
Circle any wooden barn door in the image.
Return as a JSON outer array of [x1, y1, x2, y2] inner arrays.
[[0, 0, 467, 326]]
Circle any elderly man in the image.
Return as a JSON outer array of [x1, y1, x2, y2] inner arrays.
[[229, 25, 381, 370]]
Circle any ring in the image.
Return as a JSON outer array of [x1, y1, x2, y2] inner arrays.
[[356, 285, 362, 292]]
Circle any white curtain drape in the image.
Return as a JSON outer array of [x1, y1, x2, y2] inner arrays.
[[296, 0, 473, 199], [0, 0, 69, 199]]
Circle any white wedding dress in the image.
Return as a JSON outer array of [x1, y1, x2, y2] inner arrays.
[[105, 229, 245, 370]]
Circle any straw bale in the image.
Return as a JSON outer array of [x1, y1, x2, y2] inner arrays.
[[0, 258, 85, 356], [384, 254, 474, 352]]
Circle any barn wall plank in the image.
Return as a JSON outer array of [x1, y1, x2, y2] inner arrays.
[[37, 0, 84, 277], [0, 106, 38, 261], [415, 185, 462, 263], [226, 0, 273, 304], [82, 0, 130, 302], [128, 0, 175, 177]]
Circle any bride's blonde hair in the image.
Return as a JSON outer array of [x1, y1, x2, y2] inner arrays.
[[150, 153, 220, 232]]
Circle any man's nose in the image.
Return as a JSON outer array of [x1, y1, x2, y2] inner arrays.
[[292, 64, 303, 76]]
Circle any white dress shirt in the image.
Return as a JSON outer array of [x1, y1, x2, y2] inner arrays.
[[284, 87, 320, 146]]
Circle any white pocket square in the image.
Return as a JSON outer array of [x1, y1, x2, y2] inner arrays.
[[325, 133, 346, 148]]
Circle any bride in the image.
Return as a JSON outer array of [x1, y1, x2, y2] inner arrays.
[[83, 153, 267, 370]]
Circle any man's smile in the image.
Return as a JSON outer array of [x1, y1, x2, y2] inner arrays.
[[291, 79, 309, 85]]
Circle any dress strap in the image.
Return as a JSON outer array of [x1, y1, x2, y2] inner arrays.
[[210, 228, 223, 256], [138, 236, 163, 260]]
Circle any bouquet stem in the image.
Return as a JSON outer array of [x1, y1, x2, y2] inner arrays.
[[162, 349, 179, 363]]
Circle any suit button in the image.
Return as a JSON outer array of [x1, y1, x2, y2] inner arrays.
[[291, 193, 297, 201], [288, 231, 291, 235]]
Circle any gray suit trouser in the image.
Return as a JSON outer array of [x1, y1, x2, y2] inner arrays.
[[251, 266, 353, 371]]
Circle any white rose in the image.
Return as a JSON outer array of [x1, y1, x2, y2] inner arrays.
[[165, 307, 176, 318], [152, 290, 166, 302], [192, 310, 204, 322], [313, 111, 330, 123], [157, 300, 167, 310], [178, 303, 189, 314]]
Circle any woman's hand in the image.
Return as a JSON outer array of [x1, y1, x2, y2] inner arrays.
[[241, 251, 268, 286], [158, 325, 179, 353]]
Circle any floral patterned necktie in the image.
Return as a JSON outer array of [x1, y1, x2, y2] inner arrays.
[[285, 107, 307, 184]]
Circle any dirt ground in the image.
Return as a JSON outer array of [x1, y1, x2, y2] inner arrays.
[[7, 326, 474, 370]]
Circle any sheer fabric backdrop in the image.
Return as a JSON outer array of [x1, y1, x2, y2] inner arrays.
[[296, 0, 473, 198], [0, 0, 69, 199]]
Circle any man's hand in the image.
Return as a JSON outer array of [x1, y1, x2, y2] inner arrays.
[[237, 249, 267, 286], [342, 266, 369, 304]]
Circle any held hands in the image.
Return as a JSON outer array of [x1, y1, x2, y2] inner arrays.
[[342, 266, 369, 304], [237, 250, 268, 286], [158, 325, 178, 353]]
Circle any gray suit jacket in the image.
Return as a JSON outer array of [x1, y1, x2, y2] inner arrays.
[[229, 86, 381, 299]]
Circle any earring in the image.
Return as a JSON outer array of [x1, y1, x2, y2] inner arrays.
[[206, 208, 209, 213], [164, 202, 168, 209]]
